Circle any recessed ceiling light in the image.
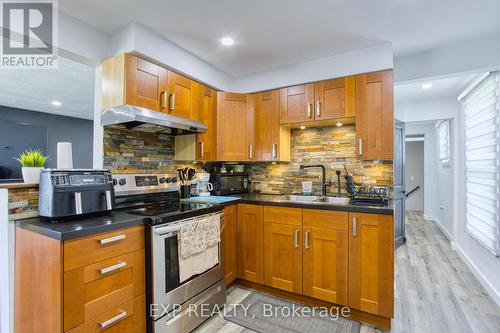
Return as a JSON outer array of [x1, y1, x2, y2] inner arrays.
[[336, 121, 343, 127], [52, 100, 61, 106], [422, 83, 433, 90], [300, 125, 306, 130], [221, 37, 234, 46]]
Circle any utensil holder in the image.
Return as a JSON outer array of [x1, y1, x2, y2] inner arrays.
[[180, 185, 191, 198]]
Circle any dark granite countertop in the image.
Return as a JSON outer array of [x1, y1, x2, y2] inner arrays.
[[16, 211, 145, 241], [232, 193, 394, 215]]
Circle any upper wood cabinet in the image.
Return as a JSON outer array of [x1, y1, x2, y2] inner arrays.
[[194, 83, 217, 161], [348, 212, 394, 318], [167, 71, 195, 119], [280, 77, 356, 125], [222, 205, 238, 285], [237, 204, 264, 284], [355, 70, 394, 160], [217, 92, 255, 161], [280, 84, 314, 124], [315, 76, 355, 120], [102, 53, 168, 112], [254, 90, 290, 162]]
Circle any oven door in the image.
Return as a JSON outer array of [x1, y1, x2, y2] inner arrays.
[[150, 214, 224, 320]]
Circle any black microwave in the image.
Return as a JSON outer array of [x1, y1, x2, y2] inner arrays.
[[210, 173, 249, 196]]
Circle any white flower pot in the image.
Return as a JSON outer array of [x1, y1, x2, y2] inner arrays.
[[21, 167, 43, 184]]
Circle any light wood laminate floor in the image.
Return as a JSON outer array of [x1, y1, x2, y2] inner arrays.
[[196, 211, 500, 332]]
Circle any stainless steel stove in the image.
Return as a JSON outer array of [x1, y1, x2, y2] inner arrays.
[[112, 173, 226, 333]]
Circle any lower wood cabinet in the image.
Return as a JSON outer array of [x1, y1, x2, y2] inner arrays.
[[302, 209, 348, 305], [236, 204, 264, 283], [222, 205, 238, 285], [348, 212, 394, 318], [264, 222, 303, 294]]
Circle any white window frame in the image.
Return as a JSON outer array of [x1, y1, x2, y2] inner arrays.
[[459, 72, 500, 257]]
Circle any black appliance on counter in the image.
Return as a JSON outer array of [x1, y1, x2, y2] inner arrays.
[[38, 169, 115, 219], [209, 172, 249, 196]]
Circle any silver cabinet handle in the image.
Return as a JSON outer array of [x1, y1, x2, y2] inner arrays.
[[169, 93, 176, 111], [304, 231, 310, 250], [161, 90, 168, 109], [316, 100, 321, 117], [352, 217, 357, 237], [249, 144, 253, 159], [358, 138, 363, 156], [99, 261, 127, 275], [105, 190, 113, 210], [74, 192, 82, 215], [99, 234, 126, 245], [272, 143, 277, 159], [98, 310, 127, 329], [294, 230, 299, 248], [307, 103, 312, 118], [200, 141, 204, 157]]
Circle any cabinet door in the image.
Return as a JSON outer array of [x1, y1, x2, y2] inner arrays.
[[195, 83, 217, 161], [237, 204, 264, 283], [314, 76, 355, 120], [217, 92, 254, 161], [279, 84, 314, 124], [355, 70, 394, 160], [303, 227, 348, 305], [167, 71, 194, 119], [124, 54, 168, 112], [254, 90, 280, 161], [348, 213, 394, 318], [264, 223, 302, 293], [222, 205, 238, 285]]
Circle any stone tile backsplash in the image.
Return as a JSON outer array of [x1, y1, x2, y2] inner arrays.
[[103, 125, 393, 195], [8, 187, 39, 221]]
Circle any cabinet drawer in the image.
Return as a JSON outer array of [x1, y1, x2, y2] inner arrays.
[[66, 295, 145, 333], [303, 209, 348, 230], [64, 226, 144, 271], [64, 250, 145, 331], [263, 206, 302, 226]]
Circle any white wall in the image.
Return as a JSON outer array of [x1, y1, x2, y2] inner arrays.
[[395, 96, 458, 122], [405, 141, 424, 211], [232, 43, 394, 93]]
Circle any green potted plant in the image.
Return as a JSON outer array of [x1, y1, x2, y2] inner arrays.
[[14, 149, 49, 184]]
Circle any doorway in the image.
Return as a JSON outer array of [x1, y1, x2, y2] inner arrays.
[[405, 138, 424, 213]]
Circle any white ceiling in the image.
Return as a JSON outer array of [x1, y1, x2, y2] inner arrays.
[[395, 73, 479, 102], [0, 57, 95, 120], [59, 0, 500, 77]]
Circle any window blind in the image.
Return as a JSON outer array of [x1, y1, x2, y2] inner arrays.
[[436, 119, 451, 166], [461, 72, 500, 256]]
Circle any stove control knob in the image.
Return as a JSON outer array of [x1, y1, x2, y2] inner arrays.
[[171, 177, 178, 183], [113, 179, 118, 186], [118, 178, 127, 186], [165, 177, 172, 183], [159, 177, 166, 184]]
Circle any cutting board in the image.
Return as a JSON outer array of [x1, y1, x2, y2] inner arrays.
[[181, 196, 241, 204]]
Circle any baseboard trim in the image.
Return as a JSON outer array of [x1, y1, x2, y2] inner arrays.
[[451, 242, 500, 308]]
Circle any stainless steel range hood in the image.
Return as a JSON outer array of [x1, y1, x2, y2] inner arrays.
[[100, 104, 207, 134]]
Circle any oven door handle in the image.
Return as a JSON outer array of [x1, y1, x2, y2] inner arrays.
[[154, 225, 181, 236]]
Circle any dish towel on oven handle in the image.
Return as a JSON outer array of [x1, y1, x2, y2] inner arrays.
[[178, 213, 221, 283]]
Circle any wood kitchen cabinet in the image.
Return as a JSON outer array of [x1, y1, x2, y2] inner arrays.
[[302, 209, 348, 305], [279, 77, 356, 125], [15, 225, 146, 333], [237, 204, 264, 283], [222, 205, 238, 285], [254, 90, 290, 161], [263, 207, 303, 293], [102, 53, 168, 112], [348, 212, 394, 318], [194, 82, 217, 161], [355, 70, 394, 160], [167, 71, 195, 119], [217, 92, 255, 161]]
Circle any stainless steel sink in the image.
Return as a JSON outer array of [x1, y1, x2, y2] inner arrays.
[[273, 195, 350, 206]]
